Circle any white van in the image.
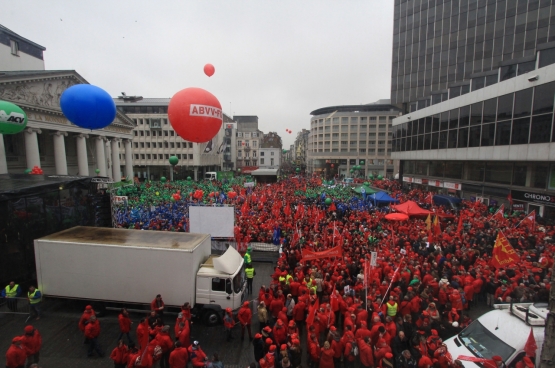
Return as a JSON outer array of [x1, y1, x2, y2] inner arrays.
[[444, 303, 547, 368]]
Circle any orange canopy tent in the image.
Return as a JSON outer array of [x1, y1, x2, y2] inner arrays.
[[391, 200, 433, 216]]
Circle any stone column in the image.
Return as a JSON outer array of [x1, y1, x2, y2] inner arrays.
[[194, 167, 198, 181], [53, 131, 68, 175], [24, 128, 41, 169], [95, 136, 107, 177], [76, 134, 89, 176], [124, 139, 133, 180], [0, 134, 8, 174], [111, 139, 121, 180]]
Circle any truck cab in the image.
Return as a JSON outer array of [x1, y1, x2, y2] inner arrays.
[[195, 246, 245, 325], [444, 303, 546, 368]]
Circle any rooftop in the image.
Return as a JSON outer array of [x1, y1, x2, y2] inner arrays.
[[310, 99, 401, 116], [0, 24, 46, 50]]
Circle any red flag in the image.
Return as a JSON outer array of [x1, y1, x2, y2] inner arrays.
[[457, 355, 497, 368], [507, 192, 513, 206], [520, 210, 536, 230], [490, 232, 520, 269], [241, 201, 249, 216], [330, 285, 339, 311], [492, 204, 505, 221], [524, 328, 537, 357], [306, 299, 319, 325], [425, 193, 433, 204], [328, 202, 336, 212], [456, 213, 464, 234]]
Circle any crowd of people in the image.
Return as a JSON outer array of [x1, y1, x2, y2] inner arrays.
[[4, 175, 554, 368]]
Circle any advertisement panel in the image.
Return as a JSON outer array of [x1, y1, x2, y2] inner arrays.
[[511, 189, 555, 206]]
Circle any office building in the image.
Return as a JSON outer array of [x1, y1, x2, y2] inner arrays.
[[390, 0, 555, 219], [235, 115, 262, 174], [307, 100, 401, 178]]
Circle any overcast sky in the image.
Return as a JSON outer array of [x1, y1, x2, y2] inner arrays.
[[3, 0, 393, 147]]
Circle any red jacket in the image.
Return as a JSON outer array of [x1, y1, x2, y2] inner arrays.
[[309, 340, 321, 362], [293, 301, 306, 321], [177, 321, 191, 348], [78, 310, 95, 331], [238, 306, 252, 325], [119, 313, 132, 333], [358, 340, 374, 367], [188, 346, 207, 368], [21, 330, 42, 355], [156, 331, 174, 353], [85, 320, 100, 339], [319, 347, 335, 368], [5, 344, 26, 368], [151, 298, 165, 313], [110, 345, 129, 365], [273, 324, 287, 345], [169, 346, 189, 368], [269, 299, 284, 318]]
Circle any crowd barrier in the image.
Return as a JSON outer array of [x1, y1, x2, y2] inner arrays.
[[0, 297, 30, 316]]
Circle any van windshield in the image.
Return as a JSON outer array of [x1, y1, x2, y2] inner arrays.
[[233, 270, 243, 294], [459, 320, 515, 362]]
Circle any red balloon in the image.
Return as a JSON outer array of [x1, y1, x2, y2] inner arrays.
[[204, 64, 215, 77], [168, 88, 222, 143]]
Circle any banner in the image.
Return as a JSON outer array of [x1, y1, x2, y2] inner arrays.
[[490, 232, 519, 269], [457, 355, 496, 368], [301, 245, 343, 262]]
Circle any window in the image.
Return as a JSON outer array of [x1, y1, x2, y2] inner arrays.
[[260, 151, 264, 156], [134, 154, 139, 159], [146, 142, 150, 148], [513, 88, 533, 118], [512, 118, 531, 144], [483, 99, 497, 123], [530, 114, 553, 143], [147, 154, 151, 159], [470, 102, 483, 125], [533, 82, 555, 115], [271, 152, 274, 156], [448, 129, 458, 148], [10, 40, 18, 55], [164, 131, 168, 136], [140, 142, 145, 148], [485, 163, 513, 185], [270, 158, 274, 166], [481, 124, 496, 146], [497, 94, 514, 120], [253, 141, 257, 147], [458, 128, 469, 147], [238, 140, 242, 146], [260, 158, 264, 164], [539, 48, 555, 68], [140, 131, 144, 136], [212, 278, 227, 292], [141, 154, 145, 159], [467, 162, 485, 182]]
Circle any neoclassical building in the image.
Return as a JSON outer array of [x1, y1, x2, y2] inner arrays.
[[0, 70, 135, 179]]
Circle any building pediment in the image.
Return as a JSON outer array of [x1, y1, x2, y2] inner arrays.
[[0, 70, 134, 132]]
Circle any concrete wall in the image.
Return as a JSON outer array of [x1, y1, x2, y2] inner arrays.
[[0, 43, 44, 71]]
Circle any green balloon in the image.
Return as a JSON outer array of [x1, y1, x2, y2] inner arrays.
[[160, 177, 167, 183], [24, 168, 31, 174], [237, 168, 242, 173], [325, 198, 332, 205], [95, 168, 100, 174], [369, 175, 374, 179], [187, 176, 192, 181], [0, 100, 27, 134], [377, 175, 383, 180], [350, 169, 354, 173], [169, 156, 179, 166], [296, 168, 300, 172]]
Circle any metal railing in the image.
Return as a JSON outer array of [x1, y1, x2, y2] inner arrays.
[[0, 297, 31, 315]]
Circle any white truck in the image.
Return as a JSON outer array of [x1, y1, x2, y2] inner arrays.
[[444, 302, 547, 368], [34, 226, 246, 325]]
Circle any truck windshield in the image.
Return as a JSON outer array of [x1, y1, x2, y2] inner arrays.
[[233, 270, 243, 294], [459, 320, 515, 362], [204, 174, 212, 179]]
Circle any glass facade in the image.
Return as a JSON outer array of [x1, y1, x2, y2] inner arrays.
[[392, 84, 555, 151], [391, 0, 555, 113]]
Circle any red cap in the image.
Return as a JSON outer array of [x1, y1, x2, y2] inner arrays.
[[281, 344, 287, 350], [85, 305, 93, 310], [330, 326, 337, 331], [269, 345, 277, 352], [255, 333, 262, 339], [243, 301, 250, 307], [292, 339, 300, 345], [24, 325, 34, 333], [263, 326, 272, 333], [385, 353, 393, 359], [265, 338, 273, 345], [431, 329, 438, 336], [492, 356, 503, 362], [225, 307, 232, 313], [289, 320, 295, 326]]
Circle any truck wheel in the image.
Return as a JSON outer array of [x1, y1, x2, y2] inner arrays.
[[203, 310, 220, 326]]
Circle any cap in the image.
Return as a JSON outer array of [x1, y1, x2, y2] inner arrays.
[[24, 325, 34, 333], [292, 339, 300, 345], [330, 326, 337, 331], [431, 329, 438, 336], [289, 320, 295, 326], [255, 333, 262, 339], [385, 353, 393, 359], [243, 301, 250, 307], [225, 307, 232, 313], [85, 305, 93, 310], [269, 345, 277, 352], [265, 338, 273, 345], [12, 337, 22, 343], [281, 344, 287, 350], [492, 356, 503, 362], [263, 326, 272, 333], [156, 294, 161, 297]]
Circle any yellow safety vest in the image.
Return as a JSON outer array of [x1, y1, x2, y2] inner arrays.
[[5, 284, 19, 298], [285, 274, 293, 284], [244, 253, 252, 264], [279, 276, 286, 283], [245, 267, 255, 279], [28, 290, 42, 304], [386, 302, 398, 316]]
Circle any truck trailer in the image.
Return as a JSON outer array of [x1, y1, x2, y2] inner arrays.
[[34, 226, 245, 325]]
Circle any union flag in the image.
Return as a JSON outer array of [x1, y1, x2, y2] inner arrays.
[[520, 210, 536, 230], [490, 232, 519, 269], [492, 204, 505, 221]]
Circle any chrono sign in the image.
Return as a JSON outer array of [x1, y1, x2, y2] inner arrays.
[[0, 100, 27, 135]]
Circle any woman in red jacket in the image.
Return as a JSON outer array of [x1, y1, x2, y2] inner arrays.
[[118, 308, 133, 345], [110, 340, 129, 368], [319, 341, 335, 368]]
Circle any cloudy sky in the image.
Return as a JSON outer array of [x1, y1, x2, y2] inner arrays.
[[3, 0, 394, 147]]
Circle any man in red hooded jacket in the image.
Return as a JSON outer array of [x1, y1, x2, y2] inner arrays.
[[238, 301, 253, 340], [188, 341, 207, 368], [21, 325, 41, 366], [110, 340, 129, 368], [358, 337, 374, 368], [156, 325, 174, 368], [5, 337, 26, 368], [85, 315, 103, 357]]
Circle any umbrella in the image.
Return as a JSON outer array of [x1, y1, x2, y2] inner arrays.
[[385, 213, 409, 221]]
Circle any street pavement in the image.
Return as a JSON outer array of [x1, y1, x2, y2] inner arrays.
[[0, 259, 277, 368]]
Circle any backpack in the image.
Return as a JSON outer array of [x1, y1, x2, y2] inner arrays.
[[350, 340, 359, 356]]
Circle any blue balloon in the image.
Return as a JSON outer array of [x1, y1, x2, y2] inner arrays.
[[60, 84, 116, 130]]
